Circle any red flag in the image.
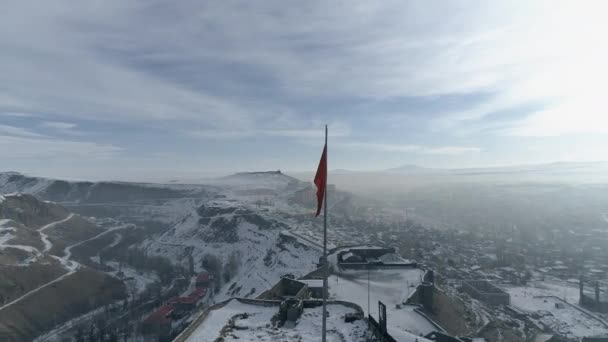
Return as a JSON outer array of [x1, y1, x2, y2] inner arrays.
[[314, 144, 327, 216]]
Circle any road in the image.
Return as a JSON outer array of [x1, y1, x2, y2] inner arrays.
[[39, 213, 74, 252]]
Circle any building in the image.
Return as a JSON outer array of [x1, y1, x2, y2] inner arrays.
[[256, 277, 309, 300], [462, 280, 510, 306], [297, 278, 324, 298], [142, 305, 173, 338], [580, 278, 608, 313], [195, 272, 210, 288]]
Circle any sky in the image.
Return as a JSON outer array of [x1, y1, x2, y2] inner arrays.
[[1, 1, 607, 181]]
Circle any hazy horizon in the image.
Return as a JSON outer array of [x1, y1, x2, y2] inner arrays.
[[5, 159, 608, 188]]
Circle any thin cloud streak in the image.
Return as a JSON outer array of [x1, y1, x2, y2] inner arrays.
[[0, 135, 122, 159], [40, 122, 77, 130], [338, 142, 481, 155], [0, 124, 46, 138]]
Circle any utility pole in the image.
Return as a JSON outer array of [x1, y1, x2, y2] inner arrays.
[[322, 124, 328, 342], [367, 263, 370, 328]]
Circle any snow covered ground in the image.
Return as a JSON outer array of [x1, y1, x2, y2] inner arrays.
[[185, 299, 367, 342], [524, 278, 582, 304], [280, 229, 323, 251], [506, 285, 608, 339], [0, 227, 16, 245], [328, 268, 434, 341]]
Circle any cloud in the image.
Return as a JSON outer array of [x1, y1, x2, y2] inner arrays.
[[187, 121, 351, 140], [0, 112, 37, 118], [0, 124, 45, 138], [432, 1, 608, 136], [0, 0, 606, 176], [0, 1, 579, 127], [0, 135, 122, 160], [339, 142, 480, 155], [505, 102, 608, 137], [40, 121, 77, 130], [0, 124, 121, 161], [186, 127, 350, 140]]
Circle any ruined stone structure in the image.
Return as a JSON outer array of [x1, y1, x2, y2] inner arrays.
[[462, 280, 510, 306], [256, 277, 309, 300]]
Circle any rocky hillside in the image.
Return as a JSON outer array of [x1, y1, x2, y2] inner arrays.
[[0, 172, 212, 204]]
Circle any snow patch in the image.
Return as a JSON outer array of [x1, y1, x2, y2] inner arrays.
[[507, 285, 608, 339], [0, 227, 16, 245]]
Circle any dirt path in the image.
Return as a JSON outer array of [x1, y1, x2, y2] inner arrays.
[[39, 213, 74, 252]]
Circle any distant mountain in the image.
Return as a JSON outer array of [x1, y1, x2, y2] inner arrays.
[[214, 170, 307, 195], [0, 172, 211, 203], [220, 170, 300, 185], [450, 161, 608, 176]]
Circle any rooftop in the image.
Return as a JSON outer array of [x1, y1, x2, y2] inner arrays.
[[181, 299, 368, 342], [327, 268, 435, 341]]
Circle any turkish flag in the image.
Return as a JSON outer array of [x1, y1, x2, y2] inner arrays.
[[314, 144, 327, 217]]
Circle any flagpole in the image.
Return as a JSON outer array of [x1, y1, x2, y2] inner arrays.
[[322, 124, 328, 342]]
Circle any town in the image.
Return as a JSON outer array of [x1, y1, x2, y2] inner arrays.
[[136, 222, 608, 342]]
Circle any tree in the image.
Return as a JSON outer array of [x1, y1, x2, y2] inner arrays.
[[188, 254, 194, 276], [223, 251, 242, 283], [122, 298, 129, 312], [202, 254, 223, 289], [75, 327, 85, 342], [107, 329, 118, 342], [87, 324, 95, 342]]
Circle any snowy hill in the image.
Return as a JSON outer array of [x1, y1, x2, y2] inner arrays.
[[145, 201, 320, 300]]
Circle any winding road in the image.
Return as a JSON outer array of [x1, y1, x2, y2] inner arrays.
[[0, 213, 76, 311]]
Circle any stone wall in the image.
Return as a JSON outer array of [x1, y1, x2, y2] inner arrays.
[[462, 280, 510, 306]]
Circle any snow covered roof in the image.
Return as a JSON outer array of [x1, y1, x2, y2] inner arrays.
[[377, 253, 410, 263], [190, 287, 207, 298], [182, 299, 368, 342], [144, 305, 174, 325], [196, 272, 210, 282], [327, 268, 437, 341], [298, 279, 323, 288], [342, 252, 361, 261]]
